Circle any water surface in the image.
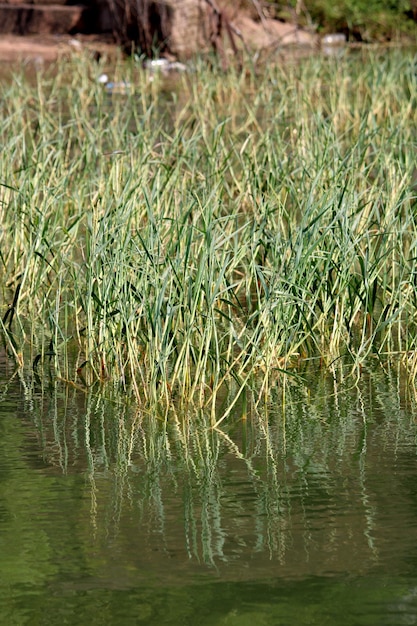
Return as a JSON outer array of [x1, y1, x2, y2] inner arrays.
[[1, 361, 417, 624]]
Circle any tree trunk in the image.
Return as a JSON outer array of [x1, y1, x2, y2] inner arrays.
[[106, 0, 213, 58]]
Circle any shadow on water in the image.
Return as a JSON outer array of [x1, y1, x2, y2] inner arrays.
[[1, 355, 417, 623]]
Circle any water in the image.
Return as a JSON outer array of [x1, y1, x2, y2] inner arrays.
[[1, 359, 417, 625]]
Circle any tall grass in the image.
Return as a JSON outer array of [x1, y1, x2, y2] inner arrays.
[[1, 49, 417, 411]]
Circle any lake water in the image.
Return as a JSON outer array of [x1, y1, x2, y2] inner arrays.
[[1, 359, 417, 625]]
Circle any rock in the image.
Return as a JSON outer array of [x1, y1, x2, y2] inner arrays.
[[322, 33, 346, 46], [143, 58, 187, 73], [0, 4, 88, 35], [0, 1, 319, 61]]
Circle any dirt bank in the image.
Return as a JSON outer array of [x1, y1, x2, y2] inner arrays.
[[0, 33, 115, 62], [0, 15, 316, 63]]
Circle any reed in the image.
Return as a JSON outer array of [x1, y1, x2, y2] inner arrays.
[[1, 48, 417, 410]]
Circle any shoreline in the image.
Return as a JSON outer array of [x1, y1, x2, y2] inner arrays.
[[0, 16, 318, 64]]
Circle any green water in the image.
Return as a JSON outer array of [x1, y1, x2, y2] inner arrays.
[[1, 359, 417, 625]]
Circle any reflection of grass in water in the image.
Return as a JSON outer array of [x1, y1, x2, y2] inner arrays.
[[1, 50, 417, 412], [14, 361, 417, 569]]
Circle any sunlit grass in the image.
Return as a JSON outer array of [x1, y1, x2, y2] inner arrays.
[[1, 48, 417, 412]]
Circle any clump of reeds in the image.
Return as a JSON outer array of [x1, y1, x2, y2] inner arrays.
[[1, 49, 417, 414]]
